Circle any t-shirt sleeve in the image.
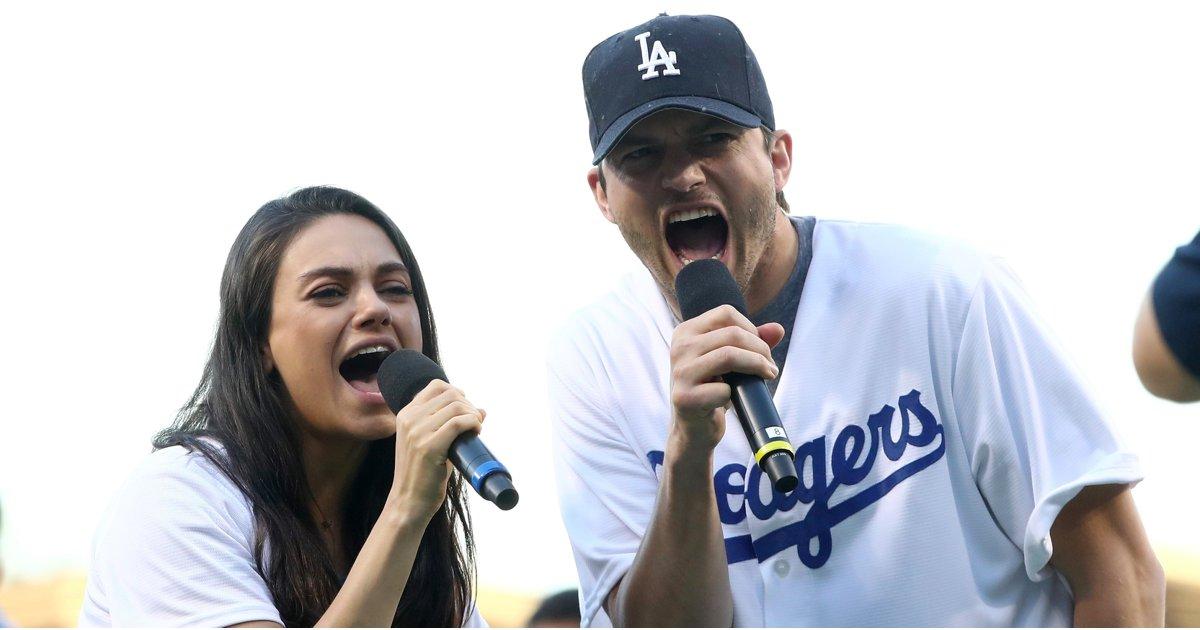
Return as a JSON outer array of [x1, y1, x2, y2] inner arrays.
[[1152, 229, 1200, 378], [950, 257, 1142, 582], [461, 603, 488, 627], [547, 327, 661, 628], [79, 452, 283, 627]]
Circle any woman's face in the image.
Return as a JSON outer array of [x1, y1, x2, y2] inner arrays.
[[265, 214, 422, 442]]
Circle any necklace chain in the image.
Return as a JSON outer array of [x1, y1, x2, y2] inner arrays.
[[307, 488, 334, 531]]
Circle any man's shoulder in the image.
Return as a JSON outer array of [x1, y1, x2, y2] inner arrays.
[[813, 219, 994, 300], [549, 269, 667, 367]]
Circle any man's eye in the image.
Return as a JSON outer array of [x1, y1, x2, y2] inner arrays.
[[700, 132, 734, 145], [621, 146, 657, 162]]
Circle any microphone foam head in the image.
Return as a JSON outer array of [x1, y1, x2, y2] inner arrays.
[[378, 349, 448, 413], [674, 259, 747, 320]]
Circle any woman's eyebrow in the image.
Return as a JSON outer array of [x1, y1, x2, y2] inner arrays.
[[376, 261, 409, 276], [298, 261, 408, 282], [298, 266, 353, 282]]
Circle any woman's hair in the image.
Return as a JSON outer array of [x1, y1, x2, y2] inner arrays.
[[155, 186, 474, 626]]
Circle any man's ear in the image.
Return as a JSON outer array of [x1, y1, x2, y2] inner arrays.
[[768, 129, 794, 194], [588, 165, 617, 224]]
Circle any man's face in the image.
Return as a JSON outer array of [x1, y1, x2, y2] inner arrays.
[[588, 109, 790, 308]]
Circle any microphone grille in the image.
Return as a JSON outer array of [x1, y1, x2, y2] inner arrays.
[[378, 349, 448, 413], [674, 259, 747, 320]]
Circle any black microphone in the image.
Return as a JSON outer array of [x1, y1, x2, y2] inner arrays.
[[378, 350, 519, 510], [675, 259, 799, 494]]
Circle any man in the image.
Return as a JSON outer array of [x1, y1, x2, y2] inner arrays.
[[548, 13, 1164, 627], [1133, 230, 1200, 402]]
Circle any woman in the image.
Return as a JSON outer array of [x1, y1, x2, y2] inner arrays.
[[79, 187, 485, 626]]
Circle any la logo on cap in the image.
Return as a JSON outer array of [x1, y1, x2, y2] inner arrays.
[[634, 31, 679, 80]]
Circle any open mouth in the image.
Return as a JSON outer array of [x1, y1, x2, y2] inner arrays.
[[338, 346, 393, 395], [666, 207, 728, 266]]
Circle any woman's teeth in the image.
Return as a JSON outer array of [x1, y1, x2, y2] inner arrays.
[[349, 345, 391, 358]]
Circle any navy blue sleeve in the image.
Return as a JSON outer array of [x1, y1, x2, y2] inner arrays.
[[1152, 229, 1200, 378]]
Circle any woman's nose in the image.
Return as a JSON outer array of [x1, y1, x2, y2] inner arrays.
[[352, 289, 392, 329]]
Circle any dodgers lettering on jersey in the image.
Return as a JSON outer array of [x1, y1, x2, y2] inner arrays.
[[647, 389, 945, 569]]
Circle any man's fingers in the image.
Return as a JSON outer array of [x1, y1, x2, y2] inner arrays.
[[671, 381, 733, 414], [680, 325, 774, 364], [685, 345, 779, 383], [758, 322, 786, 349], [676, 304, 759, 338]]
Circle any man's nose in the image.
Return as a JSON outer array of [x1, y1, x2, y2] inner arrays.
[[660, 149, 705, 193]]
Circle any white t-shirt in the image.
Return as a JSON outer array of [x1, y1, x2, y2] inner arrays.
[[79, 444, 487, 627], [548, 220, 1141, 627]]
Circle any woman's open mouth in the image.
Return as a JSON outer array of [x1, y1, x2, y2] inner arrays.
[[665, 207, 728, 267], [338, 346, 393, 395]]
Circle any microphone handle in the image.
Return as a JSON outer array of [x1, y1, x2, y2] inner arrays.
[[726, 373, 799, 493], [448, 433, 519, 510]]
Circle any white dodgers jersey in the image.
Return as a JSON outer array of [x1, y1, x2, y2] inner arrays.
[[548, 220, 1140, 627]]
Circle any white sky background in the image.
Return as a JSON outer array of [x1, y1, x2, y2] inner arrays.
[[1, 0, 1198, 599]]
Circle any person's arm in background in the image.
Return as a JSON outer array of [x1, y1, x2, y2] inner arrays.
[[1133, 230, 1200, 402], [1133, 293, 1200, 401], [1049, 484, 1165, 627]]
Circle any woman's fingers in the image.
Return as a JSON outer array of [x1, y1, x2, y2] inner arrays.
[[426, 399, 482, 432], [410, 378, 453, 404], [427, 413, 484, 455]]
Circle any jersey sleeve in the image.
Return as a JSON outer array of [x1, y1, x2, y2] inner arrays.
[[79, 451, 283, 627], [950, 257, 1142, 582], [547, 326, 662, 628], [1152, 229, 1200, 378]]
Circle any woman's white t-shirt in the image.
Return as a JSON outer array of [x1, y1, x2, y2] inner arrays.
[[79, 445, 486, 627]]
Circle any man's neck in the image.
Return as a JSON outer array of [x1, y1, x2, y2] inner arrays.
[[743, 210, 799, 314]]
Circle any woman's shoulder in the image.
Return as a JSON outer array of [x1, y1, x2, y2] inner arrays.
[[103, 441, 256, 539], [80, 442, 281, 626]]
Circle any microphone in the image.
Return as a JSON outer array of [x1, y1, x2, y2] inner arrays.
[[675, 259, 799, 494], [378, 350, 519, 510]]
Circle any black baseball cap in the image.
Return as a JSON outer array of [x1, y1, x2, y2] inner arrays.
[[583, 14, 775, 165]]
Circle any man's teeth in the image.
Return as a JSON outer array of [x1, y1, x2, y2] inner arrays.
[[680, 253, 723, 266], [350, 345, 391, 358], [667, 207, 718, 224]]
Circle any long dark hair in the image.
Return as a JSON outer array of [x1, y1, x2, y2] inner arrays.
[[155, 186, 474, 626]]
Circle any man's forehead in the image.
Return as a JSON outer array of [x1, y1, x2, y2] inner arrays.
[[617, 109, 750, 144]]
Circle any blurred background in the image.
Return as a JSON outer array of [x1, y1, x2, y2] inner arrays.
[[1, 0, 1198, 626]]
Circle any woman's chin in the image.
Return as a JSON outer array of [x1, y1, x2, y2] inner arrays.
[[345, 406, 399, 441]]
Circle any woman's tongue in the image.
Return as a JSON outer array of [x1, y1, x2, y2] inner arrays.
[[347, 372, 380, 394], [668, 218, 725, 263]]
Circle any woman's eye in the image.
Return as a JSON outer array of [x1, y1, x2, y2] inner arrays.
[[311, 286, 345, 300], [382, 284, 412, 297]]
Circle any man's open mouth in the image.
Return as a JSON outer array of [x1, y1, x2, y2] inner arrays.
[[338, 345, 394, 394], [666, 207, 728, 266]]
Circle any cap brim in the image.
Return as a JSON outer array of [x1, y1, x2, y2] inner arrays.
[[591, 96, 763, 165]]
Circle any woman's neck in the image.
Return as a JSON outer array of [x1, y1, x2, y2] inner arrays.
[[299, 432, 369, 527]]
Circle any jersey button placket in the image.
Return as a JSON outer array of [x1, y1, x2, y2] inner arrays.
[[772, 558, 790, 577]]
